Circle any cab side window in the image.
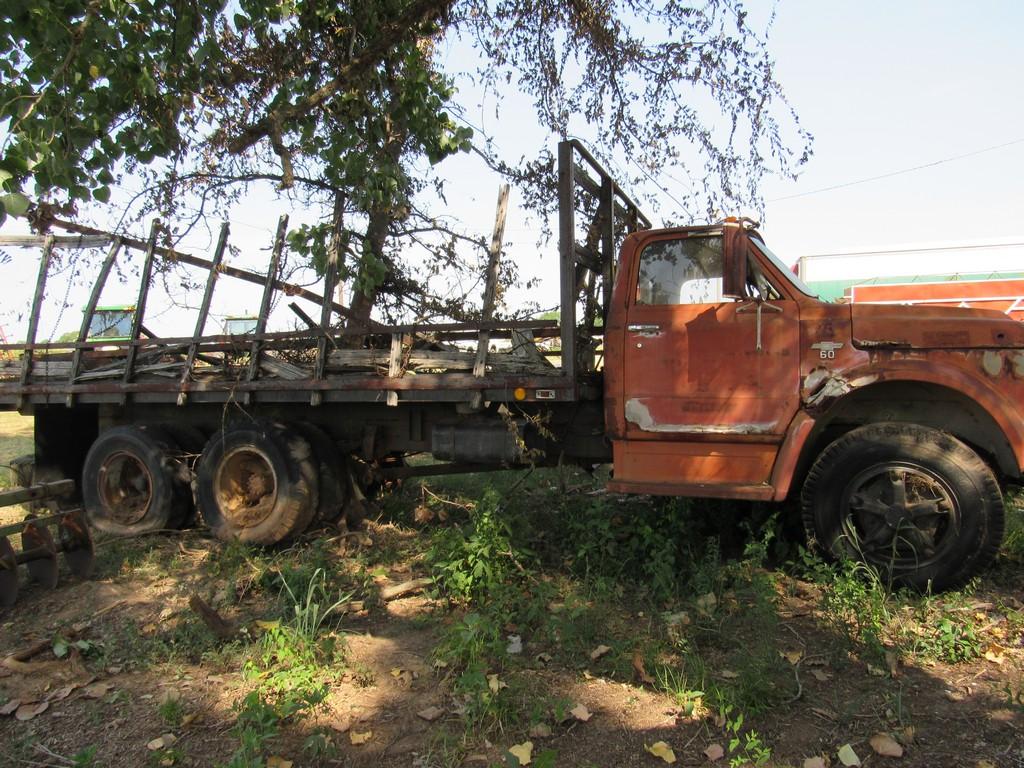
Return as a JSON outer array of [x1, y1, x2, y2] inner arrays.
[[636, 236, 726, 305]]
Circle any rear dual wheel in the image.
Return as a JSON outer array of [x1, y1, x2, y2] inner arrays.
[[801, 422, 1004, 591], [195, 422, 318, 545], [82, 425, 191, 535]]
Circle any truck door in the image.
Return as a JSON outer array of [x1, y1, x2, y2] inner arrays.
[[621, 232, 801, 439]]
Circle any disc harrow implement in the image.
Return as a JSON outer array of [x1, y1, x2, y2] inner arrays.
[[0, 480, 95, 607]]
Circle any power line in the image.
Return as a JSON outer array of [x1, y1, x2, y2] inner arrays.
[[769, 136, 1024, 202]]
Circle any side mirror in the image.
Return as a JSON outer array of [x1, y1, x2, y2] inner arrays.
[[722, 221, 748, 299]]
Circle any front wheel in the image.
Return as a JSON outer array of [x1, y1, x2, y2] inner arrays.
[[801, 422, 1004, 591]]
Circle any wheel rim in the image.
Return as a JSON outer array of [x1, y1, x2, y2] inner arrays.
[[214, 447, 279, 529], [840, 462, 961, 572], [97, 450, 154, 525]]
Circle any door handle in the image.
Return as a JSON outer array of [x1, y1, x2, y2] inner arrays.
[[736, 299, 783, 351], [627, 323, 661, 333]]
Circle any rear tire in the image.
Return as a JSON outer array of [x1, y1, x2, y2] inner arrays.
[[195, 422, 318, 545], [801, 422, 1004, 591], [293, 422, 348, 523], [82, 426, 190, 535]]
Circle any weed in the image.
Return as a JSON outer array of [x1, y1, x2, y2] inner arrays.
[[158, 695, 185, 727], [453, 665, 522, 735], [915, 614, 982, 662], [302, 729, 338, 760], [148, 746, 184, 767], [719, 703, 772, 767], [278, 566, 352, 643], [655, 666, 706, 717], [221, 686, 327, 768], [813, 556, 891, 660], [71, 746, 100, 768], [428, 489, 515, 601]]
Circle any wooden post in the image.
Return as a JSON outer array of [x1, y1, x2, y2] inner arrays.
[[312, 195, 344, 406], [244, 215, 288, 403], [599, 175, 616, 323], [558, 142, 577, 382], [18, 235, 54, 409], [121, 221, 160, 399], [470, 185, 510, 408], [386, 332, 404, 407], [177, 223, 229, 405], [66, 237, 122, 407]]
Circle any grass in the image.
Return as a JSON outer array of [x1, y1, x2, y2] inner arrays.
[[0, 410, 1019, 765]]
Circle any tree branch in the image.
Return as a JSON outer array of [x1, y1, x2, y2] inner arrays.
[[225, 0, 454, 156]]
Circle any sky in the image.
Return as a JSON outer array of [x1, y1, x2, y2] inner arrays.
[[2, 0, 1023, 341]]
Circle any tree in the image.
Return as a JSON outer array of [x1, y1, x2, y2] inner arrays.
[[0, 1, 810, 323]]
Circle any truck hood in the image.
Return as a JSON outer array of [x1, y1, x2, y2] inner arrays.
[[850, 303, 1024, 349]]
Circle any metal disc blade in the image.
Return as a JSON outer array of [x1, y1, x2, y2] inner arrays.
[[59, 510, 95, 579], [21, 521, 58, 589]]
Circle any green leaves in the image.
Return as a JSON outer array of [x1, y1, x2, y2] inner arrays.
[[0, 192, 31, 218]]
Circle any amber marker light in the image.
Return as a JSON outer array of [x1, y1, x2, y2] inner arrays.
[[513, 387, 527, 401]]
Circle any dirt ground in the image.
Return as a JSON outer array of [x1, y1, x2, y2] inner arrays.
[[0, 416, 1022, 768]]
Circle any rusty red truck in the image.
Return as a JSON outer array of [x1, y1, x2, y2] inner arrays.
[[0, 141, 1016, 591]]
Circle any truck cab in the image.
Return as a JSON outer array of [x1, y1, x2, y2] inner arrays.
[[604, 218, 1020, 590]]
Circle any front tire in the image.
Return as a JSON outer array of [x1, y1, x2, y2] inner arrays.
[[195, 422, 318, 545], [801, 422, 1004, 591]]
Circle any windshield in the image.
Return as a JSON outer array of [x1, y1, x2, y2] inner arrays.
[[751, 237, 819, 299]]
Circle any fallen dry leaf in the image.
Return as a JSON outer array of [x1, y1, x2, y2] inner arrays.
[[866, 664, 887, 677], [632, 651, 655, 685], [529, 723, 552, 738], [975, 761, 997, 768], [508, 740, 533, 765], [349, 730, 372, 746], [506, 635, 523, 654], [704, 743, 725, 761], [255, 619, 280, 630], [0, 698, 21, 716], [590, 644, 612, 661], [884, 650, 900, 677], [487, 674, 507, 693], [983, 648, 1005, 665], [811, 669, 832, 682], [47, 685, 76, 702], [781, 649, 803, 665], [837, 743, 861, 766], [83, 682, 113, 699], [571, 703, 592, 722], [535, 652, 552, 665], [266, 757, 293, 768], [719, 669, 739, 680], [803, 758, 827, 768], [417, 706, 444, 722], [869, 733, 903, 758], [15, 701, 48, 721], [645, 741, 677, 763], [146, 734, 177, 751]]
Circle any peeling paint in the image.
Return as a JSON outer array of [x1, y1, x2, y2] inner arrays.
[[848, 374, 880, 388], [802, 367, 831, 393], [855, 338, 911, 349], [1013, 352, 1024, 380], [801, 365, 855, 410], [624, 398, 775, 434], [982, 350, 1004, 377]]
